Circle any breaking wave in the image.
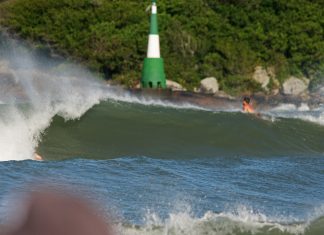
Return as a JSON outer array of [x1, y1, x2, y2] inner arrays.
[[0, 35, 205, 161], [117, 205, 324, 235], [0, 33, 323, 161]]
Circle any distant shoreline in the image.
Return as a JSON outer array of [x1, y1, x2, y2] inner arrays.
[[1, 0, 323, 95]]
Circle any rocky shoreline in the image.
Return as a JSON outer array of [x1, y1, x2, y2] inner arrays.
[[127, 88, 323, 111], [130, 67, 323, 110], [1, 29, 323, 110], [1, 57, 323, 110]]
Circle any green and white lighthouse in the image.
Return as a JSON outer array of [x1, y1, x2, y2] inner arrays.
[[141, 0, 166, 89]]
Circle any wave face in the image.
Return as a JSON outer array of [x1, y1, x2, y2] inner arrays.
[[38, 101, 324, 160]]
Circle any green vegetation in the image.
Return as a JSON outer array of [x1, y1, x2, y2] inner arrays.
[[0, 0, 323, 93]]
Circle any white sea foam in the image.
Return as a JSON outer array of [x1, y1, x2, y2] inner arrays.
[[117, 205, 324, 235], [0, 74, 107, 161], [0, 36, 113, 161], [103, 86, 209, 112], [267, 103, 324, 126]]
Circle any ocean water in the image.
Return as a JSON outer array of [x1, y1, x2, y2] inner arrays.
[[0, 34, 324, 235]]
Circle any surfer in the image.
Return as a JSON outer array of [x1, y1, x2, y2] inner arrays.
[[34, 153, 43, 161], [242, 97, 255, 114]]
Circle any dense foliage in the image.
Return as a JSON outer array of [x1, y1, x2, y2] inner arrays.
[[0, 0, 323, 92]]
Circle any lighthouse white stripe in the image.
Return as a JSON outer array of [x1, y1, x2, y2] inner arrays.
[[147, 35, 161, 58], [152, 5, 157, 14]]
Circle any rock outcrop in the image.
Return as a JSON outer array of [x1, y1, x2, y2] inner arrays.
[[252, 66, 270, 90], [166, 80, 186, 91], [199, 77, 219, 94], [282, 76, 309, 95]]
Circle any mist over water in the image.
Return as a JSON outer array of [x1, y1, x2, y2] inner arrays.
[[0, 34, 111, 161]]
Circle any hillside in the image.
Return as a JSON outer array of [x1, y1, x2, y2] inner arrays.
[[0, 0, 323, 93]]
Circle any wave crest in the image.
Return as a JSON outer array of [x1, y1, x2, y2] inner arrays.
[[117, 205, 324, 235]]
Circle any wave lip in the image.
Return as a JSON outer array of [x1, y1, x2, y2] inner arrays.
[[268, 103, 324, 126]]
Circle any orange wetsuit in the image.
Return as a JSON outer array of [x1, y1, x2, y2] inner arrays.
[[243, 102, 255, 113]]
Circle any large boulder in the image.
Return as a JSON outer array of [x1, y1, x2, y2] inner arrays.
[[252, 66, 270, 90], [166, 80, 186, 91], [199, 77, 219, 94], [282, 76, 309, 95], [270, 77, 281, 95]]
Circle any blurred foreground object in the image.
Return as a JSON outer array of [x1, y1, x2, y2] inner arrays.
[[5, 190, 113, 235]]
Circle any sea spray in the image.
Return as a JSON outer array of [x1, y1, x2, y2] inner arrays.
[[118, 205, 324, 235], [268, 103, 324, 126], [0, 35, 109, 161]]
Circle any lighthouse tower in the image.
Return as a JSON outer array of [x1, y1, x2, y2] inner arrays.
[[141, 0, 166, 89]]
